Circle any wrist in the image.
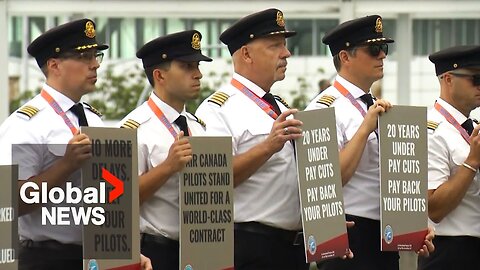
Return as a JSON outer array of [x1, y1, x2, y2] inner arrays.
[[258, 139, 276, 157], [464, 158, 480, 170], [58, 157, 77, 173], [160, 161, 177, 176], [462, 162, 478, 173]]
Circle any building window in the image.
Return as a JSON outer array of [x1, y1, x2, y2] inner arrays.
[[185, 18, 235, 58], [286, 19, 339, 56], [413, 19, 480, 55], [382, 19, 397, 55], [9, 16, 23, 57]]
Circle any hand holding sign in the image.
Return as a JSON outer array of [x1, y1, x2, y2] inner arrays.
[[63, 131, 92, 170], [165, 131, 192, 174], [361, 99, 392, 133]]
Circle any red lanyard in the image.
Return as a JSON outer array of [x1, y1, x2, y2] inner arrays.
[[147, 97, 189, 138], [231, 78, 278, 120], [434, 102, 470, 144], [333, 80, 378, 137], [333, 80, 368, 117], [41, 89, 78, 135]]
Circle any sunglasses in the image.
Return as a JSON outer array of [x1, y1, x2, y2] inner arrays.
[[59, 51, 104, 64], [359, 43, 389, 57], [449, 72, 480, 86]]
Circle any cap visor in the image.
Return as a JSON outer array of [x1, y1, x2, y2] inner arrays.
[[75, 43, 109, 51], [177, 53, 212, 62], [97, 44, 109, 50], [266, 30, 297, 38], [364, 37, 395, 44]]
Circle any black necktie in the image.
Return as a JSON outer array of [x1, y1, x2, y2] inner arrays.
[[462, 118, 474, 136], [360, 93, 374, 109], [263, 92, 282, 116], [175, 115, 189, 136], [70, 103, 89, 126]]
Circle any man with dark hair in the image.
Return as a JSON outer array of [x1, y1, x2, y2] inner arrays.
[[0, 18, 152, 270], [118, 30, 212, 270], [418, 45, 480, 270], [0, 18, 106, 270], [305, 15, 434, 270], [318, 79, 331, 93]]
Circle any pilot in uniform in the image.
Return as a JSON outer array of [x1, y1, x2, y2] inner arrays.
[[306, 15, 407, 270], [418, 45, 480, 270], [118, 30, 212, 270], [196, 8, 307, 270], [0, 18, 107, 270]]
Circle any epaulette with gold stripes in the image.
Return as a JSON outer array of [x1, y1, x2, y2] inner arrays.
[[83, 102, 102, 117], [427, 120, 439, 131], [274, 95, 290, 109], [208, 91, 230, 107], [316, 95, 336, 107], [121, 119, 140, 129], [16, 105, 40, 119], [191, 114, 206, 128]]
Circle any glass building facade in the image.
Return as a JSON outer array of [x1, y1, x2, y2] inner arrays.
[[8, 16, 480, 59]]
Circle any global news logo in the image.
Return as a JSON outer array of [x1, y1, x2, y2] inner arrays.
[[19, 168, 123, 226]]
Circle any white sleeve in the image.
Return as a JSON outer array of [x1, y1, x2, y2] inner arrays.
[[427, 130, 451, 190], [195, 102, 237, 153]]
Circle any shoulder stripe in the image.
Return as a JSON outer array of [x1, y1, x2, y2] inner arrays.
[[83, 102, 103, 117], [189, 113, 206, 128], [208, 91, 230, 106], [121, 119, 140, 129], [17, 105, 40, 119], [274, 95, 290, 109], [316, 95, 336, 107], [427, 120, 439, 131]]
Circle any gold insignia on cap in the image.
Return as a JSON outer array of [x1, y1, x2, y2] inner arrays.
[[191, 32, 201, 50], [55, 47, 60, 53], [76, 44, 98, 50], [375, 17, 383, 33], [162, 53, 167, 59], [85, 21, 96, 38], [276, 11, 285, 27], [453, 63, 458, 68]]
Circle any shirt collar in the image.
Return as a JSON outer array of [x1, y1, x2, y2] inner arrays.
[[149, 92, 186, 124], [336, 75, 372, 99], [233, 72, 268, 98], [436, 98, 468, 124], [43, 83, 76, 112]]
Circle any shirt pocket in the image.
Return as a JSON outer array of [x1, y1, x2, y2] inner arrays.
[[149, 144, 169, 168], [236, 124, 271, 154]]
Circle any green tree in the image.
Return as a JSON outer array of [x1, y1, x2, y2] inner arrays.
[[9, 88, 40, 114], [8, 64, 145, 120], [186, 70, 230, 113], [290, 76, 310, 110], [88, 64, 145, 120]]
